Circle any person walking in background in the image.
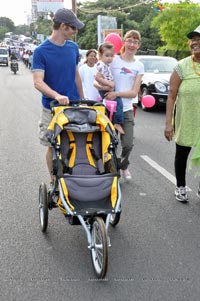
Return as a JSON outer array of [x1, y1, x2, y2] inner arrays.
[[95, 42, 125, 134], [95, 30, 144, 180], [164, 25, 200, 202], [79, 49, 100, 101], [24, 50, 29, 67], [32, 8, 84, 193], [28, 51, 33, 70]]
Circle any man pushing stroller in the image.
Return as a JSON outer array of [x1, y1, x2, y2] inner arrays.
[[32, 8, 85, 197]]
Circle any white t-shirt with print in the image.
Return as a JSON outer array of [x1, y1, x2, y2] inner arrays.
[[111, 55, 144, 111]]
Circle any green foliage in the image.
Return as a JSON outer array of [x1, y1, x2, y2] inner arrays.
[[1, 0, 199, 58], [15, 25, 30, 36], [0, 17, 15, 39], [77, 19, 98, 49], [0, 26, 8, 40], [36, 18, 52, 37], [0, 17, 15, 31], [138, 8, 162, 50], [151, 2, 200, 51], [76, 0, 152, 49]]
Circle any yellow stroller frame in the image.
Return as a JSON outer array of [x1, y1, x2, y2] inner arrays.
[[39, 100, 122, 279]]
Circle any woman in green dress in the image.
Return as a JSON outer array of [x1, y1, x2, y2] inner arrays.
[[164, 25, 200, 202]]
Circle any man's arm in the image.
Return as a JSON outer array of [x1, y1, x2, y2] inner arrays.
[[33, 71, 69, 105], [75, 66, 84, 99]]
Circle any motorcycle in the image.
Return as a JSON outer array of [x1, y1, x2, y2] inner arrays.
[[10, 59, 19, 74]]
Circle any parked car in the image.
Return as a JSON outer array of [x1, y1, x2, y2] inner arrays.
[[0, 47, 9, 66], [136, 55, 177, 110]]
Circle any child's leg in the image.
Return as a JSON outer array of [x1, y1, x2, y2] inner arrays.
[[113, 97, 124, 124], [113, 97, 124, 134]]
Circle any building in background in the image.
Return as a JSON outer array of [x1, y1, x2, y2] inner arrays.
[[31, 0, 64, 22]]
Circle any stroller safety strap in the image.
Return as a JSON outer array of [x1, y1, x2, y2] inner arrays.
[[86, 133, 105, 174], [63, 131, 76, 172], [62, 131, 105, 175]]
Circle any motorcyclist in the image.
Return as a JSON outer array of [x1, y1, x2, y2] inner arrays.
[[10, 52, 18, 74], [10, 52, 18, 61]]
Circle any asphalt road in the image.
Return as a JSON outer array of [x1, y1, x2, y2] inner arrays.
[[1, 62, 200, 301]]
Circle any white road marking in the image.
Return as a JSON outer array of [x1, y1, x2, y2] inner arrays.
[[140, 155, 192, 191]]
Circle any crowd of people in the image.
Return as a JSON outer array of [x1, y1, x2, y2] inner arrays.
[[32, 7, 144, 190], [31, 7, 200, 203], [8, 46, 34, 70]]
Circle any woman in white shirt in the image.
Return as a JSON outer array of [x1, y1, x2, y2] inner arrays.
[[95, 30, 144, 180], [79, 49, 100, 101]]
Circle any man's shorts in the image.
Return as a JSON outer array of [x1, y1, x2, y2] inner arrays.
[[38, 107, 52, 147]]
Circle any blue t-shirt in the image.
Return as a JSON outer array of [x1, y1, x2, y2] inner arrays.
[[32, 39, 80, 109]]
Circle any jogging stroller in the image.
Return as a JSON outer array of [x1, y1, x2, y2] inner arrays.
[[39, 100, 122, 279]]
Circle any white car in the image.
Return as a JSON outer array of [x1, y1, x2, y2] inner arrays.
[[0, 47, 9, 66]]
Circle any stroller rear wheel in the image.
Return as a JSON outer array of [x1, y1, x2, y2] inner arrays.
[[90, 216, 108, 279], [39, 182, 48, 232]]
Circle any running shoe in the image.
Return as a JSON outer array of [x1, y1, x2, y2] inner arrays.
[[121, 169, 132, 181], [174, 186, 188, 202]]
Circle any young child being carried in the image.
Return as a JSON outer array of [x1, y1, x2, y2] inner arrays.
[[95, 42, 124, 134]]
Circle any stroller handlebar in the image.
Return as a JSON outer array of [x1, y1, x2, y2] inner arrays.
[[50, 99, 100, 109]]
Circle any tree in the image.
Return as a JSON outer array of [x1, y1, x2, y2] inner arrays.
[[15, 25, 30, 36], [134, 5, 162, 51], [76, 0, 156, 49], [151, 1, 200, 51], [35, 18, 52, 37], [0, 17, 15, 31], [0, 17, 15, 40]]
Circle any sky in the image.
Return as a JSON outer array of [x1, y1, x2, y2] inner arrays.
[[0, 0, 72, 26], [1, 0, 200, 26]]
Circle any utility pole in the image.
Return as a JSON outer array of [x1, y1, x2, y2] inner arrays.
[[72, 0, 76, 14], [72, 0, 77, 42]]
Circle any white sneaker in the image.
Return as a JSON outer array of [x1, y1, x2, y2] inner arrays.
[[121, 169, 132, 181], [175, 186, 188, 202]]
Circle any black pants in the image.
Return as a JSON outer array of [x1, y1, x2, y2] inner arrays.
[[175, 143, 191, 187]]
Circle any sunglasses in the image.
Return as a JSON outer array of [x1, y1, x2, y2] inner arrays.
[[65, 24, 77, 31]]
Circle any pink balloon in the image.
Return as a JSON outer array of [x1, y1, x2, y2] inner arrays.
[[141, 95, 156, 108], [104, 33, 122, 54]]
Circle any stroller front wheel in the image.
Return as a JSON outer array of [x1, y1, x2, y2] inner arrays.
[[39, 182, 49, 232], [109, 212, 121, 227], [90, 216, 108, 279], [110, 205, 121, 227]]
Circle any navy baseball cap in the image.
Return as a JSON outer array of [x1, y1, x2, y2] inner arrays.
[[53, 8, 84, 29]]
